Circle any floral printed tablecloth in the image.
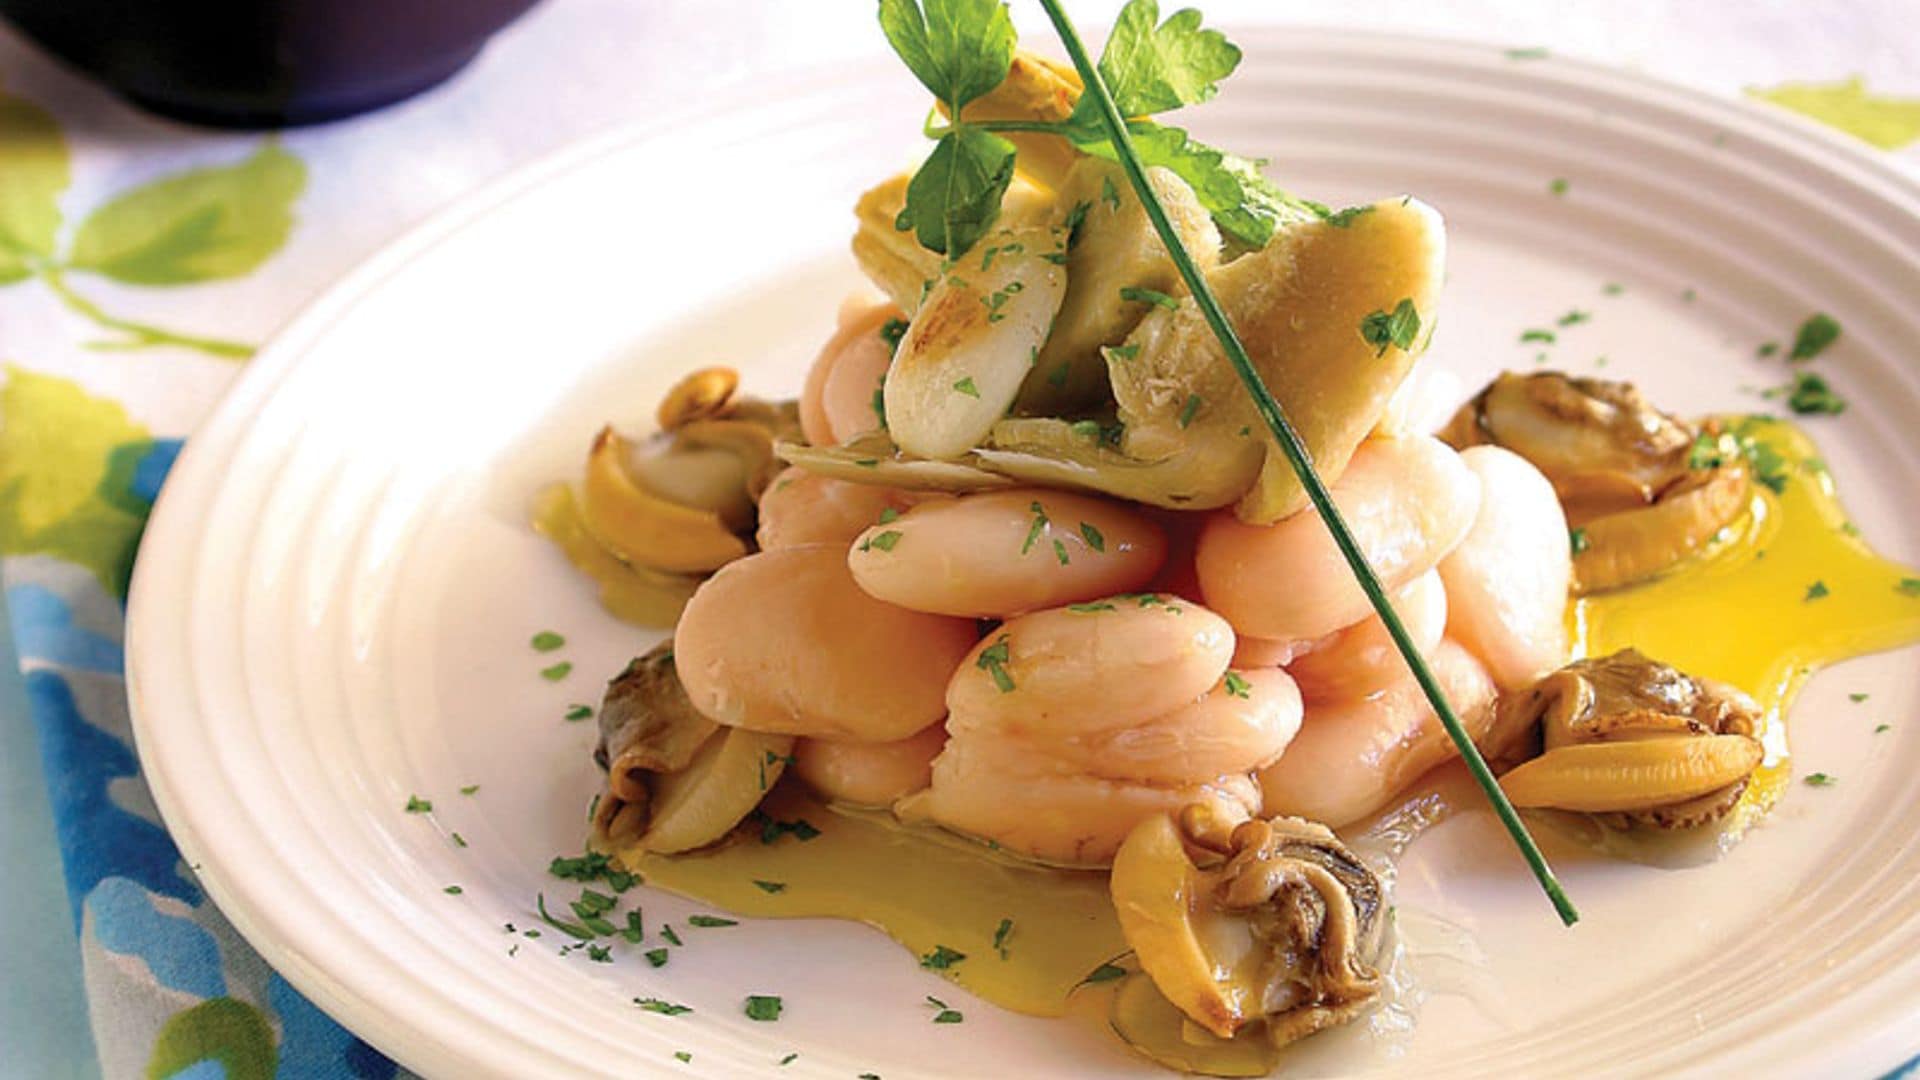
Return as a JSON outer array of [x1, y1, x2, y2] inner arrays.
[[1, 1, 1915, 1075]]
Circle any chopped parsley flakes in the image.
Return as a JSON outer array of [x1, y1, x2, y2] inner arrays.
[[920, 944, 967, 970], [1569, 527, 1591, 556], [1788, 312, 1841, 362], [1223, 671, 1252, 699], [975, 636, 1015, 693], [645, 948, 669, 968], [1804, 772, 1837, 787], [744, 995, 784, 1021], [952, 376, 981, 398], [1805, 580, 1831, 602], [1178, 393, 1203, 428], [531, 630, 565, 652], [859, 529, 904, 553], [1021, 500, 1050, 555], [1784, 371, 1847, 415], [564, 704, 593, 721], [1900, 578, 1920, 597], [443, 885, 464, 895], [540, 661, 573, 682], [636, 997, 692, 1016], [1085, 963, 1127, 984], [1119, 285, 1179, 311], [404, 795, 432, 813], [688, 914, 738, 928], [927, 996, 965, 1023], [1519, 328, 1556, 345], [753, 879, 787, 894], [992, 917, 1014, 959], [1359, 298, 1421, 357], [1079, 522, 1106, 552], [1548, 177, 1569, 196]]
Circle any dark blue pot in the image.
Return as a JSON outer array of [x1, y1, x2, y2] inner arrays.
[[0, 0, 542, 128]]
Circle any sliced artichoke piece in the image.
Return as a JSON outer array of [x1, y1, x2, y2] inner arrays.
[[1110, 805, 1385, 1046], [637, 726, 795, 854], [1016, 159, 1221, 415], [582, 426, 749, 573], [776, 431, 1015, 494], [978, 419, 1262, 510], [1112, 197, 1446, 523], [885, 224, 1069, 459], [1494, 649, 1764, 829]]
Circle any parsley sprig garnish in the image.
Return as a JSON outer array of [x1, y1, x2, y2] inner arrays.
[[881, 0, 1322, 256]]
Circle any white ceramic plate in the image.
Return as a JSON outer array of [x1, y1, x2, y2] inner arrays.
[[128, 29, 1920, 1079]]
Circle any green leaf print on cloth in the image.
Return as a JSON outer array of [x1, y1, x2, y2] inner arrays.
[[0, 81, 307, 360], [69, 144, 305, 285], [0, 84, 69, 283], [146, 997, 277, 1080], [0, 368, 153, 597]]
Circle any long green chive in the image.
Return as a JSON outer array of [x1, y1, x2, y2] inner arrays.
[[1038, 0, 1576, 926]]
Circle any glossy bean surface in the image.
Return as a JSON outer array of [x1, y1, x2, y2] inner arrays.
[[848, 489, 1166, 618], [675, 544, 977, 741], [791, 724, 947, 807], [1285, 571, 1447, 703], [1439, 445, 1574, 690], [1196, 434, 1480, 641]]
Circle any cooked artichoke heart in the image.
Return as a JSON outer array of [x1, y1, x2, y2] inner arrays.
[[1110, 804, 1385, 1046], [775, 430, 1015, 494], [1495, 649, 1764, 829]]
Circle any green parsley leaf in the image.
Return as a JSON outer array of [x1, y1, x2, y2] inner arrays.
[[754, 879, 788, 894], [859, 529, 905, 553], [661, 924, 683, 946], [1788, 312, 1841, 362], [1323, 205, 1374, 228], [899, 125, 1017, 256], [1505, 46, 1550, 60], [1877, 724, 1892, 734], [1900, 578, 1920, 597], [1223, 671, 1251, 699], [459, 784, 479, 796], [1602, 282, 1625, 296], [1079, 522, 1106, 552], [920, 944, 967, 969], [537, 893, 597, 941], [780, 1053, 799, 1066], [688, 914, 738, 928], [1053, 538, 1071, 565], [1557, 309, 1590, 327], [1785, 371, 1847, 415], [1804, 772, 1837, 787], [531, 630, 565, 652], [880, 317, 909, 352], [444, 885, 464, 895], [645, 947, 669, 967], [540, 661, 573, 681], [1850, 693, 1870, 703], [1119, 285, 1179, 310], [953, 375, 981, 398], [1101, 174, 1122, 210], [1046, 362, 1071, 389], [636, 997, 693, 1016], [1104, 342, 1141, 362], [1757, 341, 1779, 358], [1083, 124, 1319, 249], [1569, 527, 1591, 556], [1085, 963, 1127, 983], [404, 795, 432, 813], [1067, 601, 1117, 613], [1805, 580, 1831, 602], [1549, 177, 1570, 196], [1359, 298, 1421, 357], [992, 917, 1014, 959], [1021, 500, 1050, 555], [451, 832, 467, 848], [877, 0, 1015, 111], [878, 507, 901, 525], [587, 944, 613, 963], [744, 995, 784, 1021], [622, 910, 645, 943], [933, 1007, 964, 1023], [1078, 0, 1240, 120], [975, 635, 1015, 693], [565, 704, 593, 721], [1519, 328, 1556, 344], [674, 1051, 692, 1064], [548, 851, 613, 881], [1178, 392, 1203, 428]]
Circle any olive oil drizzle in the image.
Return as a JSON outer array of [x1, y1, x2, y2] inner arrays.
[[629, 416, 1920, 1055], [1573, 415, 1920, 845]]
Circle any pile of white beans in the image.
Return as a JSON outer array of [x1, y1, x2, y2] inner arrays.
[[671, 301, 1575, 864]]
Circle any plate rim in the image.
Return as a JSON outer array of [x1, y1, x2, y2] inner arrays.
[[124, 26, 1920, 1078]]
